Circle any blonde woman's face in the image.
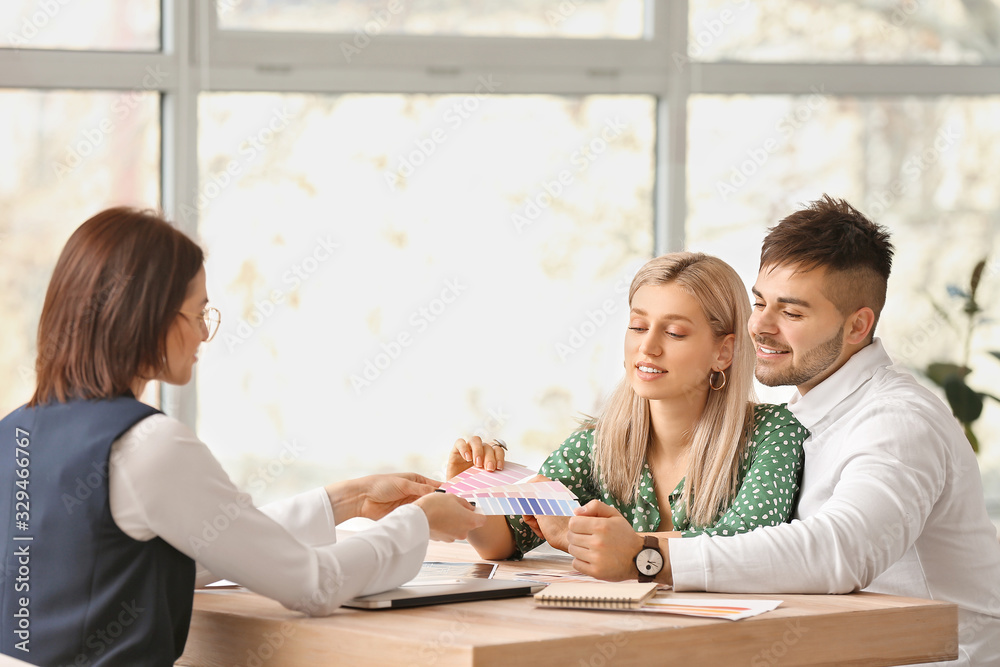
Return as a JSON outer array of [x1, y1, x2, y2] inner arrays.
[[625, 283, 730, 403], [159, 266, 209, 386]]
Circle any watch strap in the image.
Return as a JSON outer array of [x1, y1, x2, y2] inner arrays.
[[636, 535, 662, 583]]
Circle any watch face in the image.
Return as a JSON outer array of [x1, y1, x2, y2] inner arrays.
[[636, 548, 663, 575]]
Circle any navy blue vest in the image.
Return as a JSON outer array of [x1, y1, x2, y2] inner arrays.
[[0, 397, 195, 666]]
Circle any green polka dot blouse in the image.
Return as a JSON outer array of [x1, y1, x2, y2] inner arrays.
[[507, 403, 807, 558]]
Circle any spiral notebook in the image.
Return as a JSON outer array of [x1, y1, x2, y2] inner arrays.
[[534, 582, 659, 610]]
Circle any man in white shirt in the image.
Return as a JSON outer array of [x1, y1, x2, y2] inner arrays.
[[567, 194, 1000, 665]]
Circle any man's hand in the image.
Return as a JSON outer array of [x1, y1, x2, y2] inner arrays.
[[326, 473, 440, 522], [567, 500, 645, 581]]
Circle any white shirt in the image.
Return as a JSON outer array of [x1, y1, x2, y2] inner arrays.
[[670, 339, 1000, 666], [107, 413, 429, 616]]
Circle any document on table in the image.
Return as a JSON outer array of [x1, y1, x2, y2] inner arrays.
[[401, 561, 498, 587], [637, 594, 782, 621]]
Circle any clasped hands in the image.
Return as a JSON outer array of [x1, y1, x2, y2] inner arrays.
[[324, 472, 485, 543], [529, 500, 647, 582]]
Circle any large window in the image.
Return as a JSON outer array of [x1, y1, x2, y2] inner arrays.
[[218, 0, 647, 38], [689, 0, 1000, 63], [687, 94, 1000, 512], [0, 1, 160, 50], [0, 89, 160, 414], [0, 1, 997, 520], [196, 92, 654, 492]]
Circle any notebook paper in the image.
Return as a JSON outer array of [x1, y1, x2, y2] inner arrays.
[[534, 582, 659, 609]]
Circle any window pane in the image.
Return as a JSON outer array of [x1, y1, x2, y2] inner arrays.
[[687, 94, 1000, 513], [0, 0, 160, 51], [0, 90, 161, 416], [197, 92, 654, 502], [217, 0, 646, 39], [689, 0, 1000, 63]]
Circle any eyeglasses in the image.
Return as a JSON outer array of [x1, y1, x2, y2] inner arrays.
[[178, 306, 221, 342]]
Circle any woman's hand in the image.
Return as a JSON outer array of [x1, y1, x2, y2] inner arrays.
[[413, 492, 487, 542], [446, 436, 506, 480], [524, 515, 571, 552], [326, 473, 441, 523], [518, 474, 571, 551]]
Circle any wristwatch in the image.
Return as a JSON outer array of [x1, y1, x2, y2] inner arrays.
[[634, 535, 663, 583]]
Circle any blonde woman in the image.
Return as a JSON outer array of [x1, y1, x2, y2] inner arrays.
[[448, 252, 807, 563]]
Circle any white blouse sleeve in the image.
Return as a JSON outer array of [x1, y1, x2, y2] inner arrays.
[[108, 413, 429, 615]]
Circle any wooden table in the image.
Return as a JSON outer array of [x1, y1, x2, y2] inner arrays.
[[177, 541, 958, 667]]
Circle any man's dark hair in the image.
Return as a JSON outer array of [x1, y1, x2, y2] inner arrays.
[[760, 194, 895, 338]]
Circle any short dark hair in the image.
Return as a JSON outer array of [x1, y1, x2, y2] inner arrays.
[[760, 194, 894, 336], [29, 207, 204, 406]]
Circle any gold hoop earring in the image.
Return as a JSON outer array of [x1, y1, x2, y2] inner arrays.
[[709, 369, 727, 391]]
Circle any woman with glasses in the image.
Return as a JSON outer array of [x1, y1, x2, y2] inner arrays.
[[0, 207, 483, 666]]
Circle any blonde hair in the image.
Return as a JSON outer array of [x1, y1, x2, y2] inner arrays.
[[590, 252, 756, 528]]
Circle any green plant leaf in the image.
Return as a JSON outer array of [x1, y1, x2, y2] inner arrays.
[[963, 300, 982, 317], [963, 423, 979, 453], [944, 377, 984, 423], [990, 351, 1000, 363], [970, 258, 987, 299], [947, 285, 969, 300], [926, 363, 971, 386]]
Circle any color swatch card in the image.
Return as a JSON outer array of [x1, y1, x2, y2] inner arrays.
[[440, 462, 536, 497], [441, 461, 581, 516], [469, 481, 581, 517]]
